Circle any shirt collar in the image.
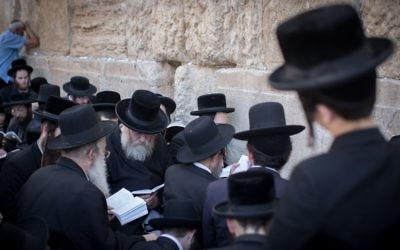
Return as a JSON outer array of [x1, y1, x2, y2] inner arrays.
[[37, 140, 44, 155], [193, 162, 212, 174], [160, 234, 183, 250]]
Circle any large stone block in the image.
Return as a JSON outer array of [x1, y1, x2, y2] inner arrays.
[[70, 2, 128, 57], [36, 0, 70, 55], [362, 0, 400, 80]]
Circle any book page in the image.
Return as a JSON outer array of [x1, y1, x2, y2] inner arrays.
[[131, 183, 165, 196]]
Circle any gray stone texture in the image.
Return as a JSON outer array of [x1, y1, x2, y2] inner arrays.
[[1, 0, 399, 177]]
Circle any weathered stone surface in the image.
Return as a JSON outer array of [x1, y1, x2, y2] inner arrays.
[[362, 0, 400, 80], [38, 0, 70, 55], [70, 1, 128, 57], [0, 1, 16, 30]]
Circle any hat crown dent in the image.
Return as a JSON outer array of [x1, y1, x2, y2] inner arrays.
[[59, 105, 98, 138], [184, 116, 219, 152]]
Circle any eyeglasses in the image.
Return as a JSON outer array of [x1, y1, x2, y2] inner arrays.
[[104, 150, 111, 159]]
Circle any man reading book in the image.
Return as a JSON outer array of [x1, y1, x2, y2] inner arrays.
[[106, 90, 172, 235], [15, 105, 147, 249]]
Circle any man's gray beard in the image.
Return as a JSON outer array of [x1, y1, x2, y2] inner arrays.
[[88, 155, 110, 198], [121, 132, 155, 162]]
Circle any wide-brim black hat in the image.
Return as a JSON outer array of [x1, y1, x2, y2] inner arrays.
[[213, 170, 275, 219], [34, 96, 76, 122], [3, 93, 36, 108], [7, 58, 33, 77], [116, 90, 168, 134], [63, 76, 97, 97], [234, 102, 305, 140], [36, 84, 60, 103], [190, 93, 235, 116], [157, 94, 176, 115], [177, 117, 234, 163], [31, 77, 49, 94], [149, 200, 201, 229], [92, 90, 121, 111], [47, 104, 116, 150], [269, 4, 393, 91]]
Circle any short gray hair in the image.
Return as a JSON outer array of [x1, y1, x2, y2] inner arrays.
[[9, 20, 24, 32]]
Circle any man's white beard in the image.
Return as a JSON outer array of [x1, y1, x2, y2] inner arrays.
[[121, 131, 156, 162], [88, 154, 110, 197]]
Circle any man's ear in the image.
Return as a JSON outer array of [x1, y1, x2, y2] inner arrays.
[[87, 147, 96, 162], [315, 104, 335, 126], [226, 218, 237, 235], [247, 149, 254, 165]]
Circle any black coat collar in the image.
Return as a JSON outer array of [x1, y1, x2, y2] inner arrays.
[[235, 234, 267, 244], [330, 127, 385, 152], [56, 156, 87, 179]]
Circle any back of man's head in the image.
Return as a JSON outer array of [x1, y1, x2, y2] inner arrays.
[[247, 135, 292, 170], [9, 20, 24, 32]]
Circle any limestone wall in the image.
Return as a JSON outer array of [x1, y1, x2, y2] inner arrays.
[[1, 0, 399, 177]]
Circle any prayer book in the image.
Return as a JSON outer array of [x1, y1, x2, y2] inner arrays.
[[0, 131, 22, 143], [131, 183, 165, 196], [219, 155, 250, 178], [106, 188, 148, 225]]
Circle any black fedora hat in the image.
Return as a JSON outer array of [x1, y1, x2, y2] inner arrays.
[[3, 92, 35, 108], [63, 76, 97, 97], [234, 102, 305, 140], [7, 58, 33, 77], [269, 4, 393, 90], [149, 200, 201, 229], [31, 77, 49, 94], [47, 104, 116, 150], [213, 170, 275, 218], [116, 89, 168, 134], [156, 94, 176, 115], [36, 84, 61, 103], [34, 96, 76, 122], [177, 116, 234, 163], [92, 90, 121, 111], [190, 93, 235, 116]]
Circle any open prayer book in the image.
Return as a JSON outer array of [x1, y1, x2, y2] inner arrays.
[[0, 131, 22, 143], [219, 155, 250, 178], [131, 183, 165, 196], [106, 188, 148, 226]]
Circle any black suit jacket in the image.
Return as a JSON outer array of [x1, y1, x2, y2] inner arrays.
[[207, 234, 267, 250], [268, 128, 400, 250], [15, 157, 144, 249], [130, 236, 179, 250], [0, 142, 41, 222], [202, 167, 287, 248], [164, 163, 217, 217], [106, 128, 172, 234]]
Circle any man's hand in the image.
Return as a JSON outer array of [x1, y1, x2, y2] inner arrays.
[[143, 233, 157, 241], [107, 205, 115, 222], [141, 193, 160, 210]]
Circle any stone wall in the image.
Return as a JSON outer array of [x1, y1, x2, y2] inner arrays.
[[1, 0, 399, 177]]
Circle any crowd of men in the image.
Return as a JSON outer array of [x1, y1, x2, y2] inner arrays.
[[0, 4, 400, 250]]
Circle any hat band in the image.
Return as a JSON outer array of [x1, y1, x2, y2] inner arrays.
[[227, 203, 275, 214], [250, 120, 287, 130]]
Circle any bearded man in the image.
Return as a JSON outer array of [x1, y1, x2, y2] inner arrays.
[[106, 89, 172, 235], [15, 105, 147, 249], [0, 96, 75, 223]]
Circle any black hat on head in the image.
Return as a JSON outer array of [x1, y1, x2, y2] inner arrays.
[[149, 200, 201, 229], [269, 4, 393, 91], [190, 93, 235, 116], [31, 77, 49, 94], [116, 89, 168, 134], [63, 76, 97, 97], [47, 104, 116, 150], [177, 116, 234, 163], [92, 91, 121, 111], [34, 96, 76, 122], [213, 170, 275, 218], [234, 102, 304, 140], [7, 58, 33, 77], [156, 94, 176, 115], [3, 92, 35, 107], [36, 84, 61, 103]]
